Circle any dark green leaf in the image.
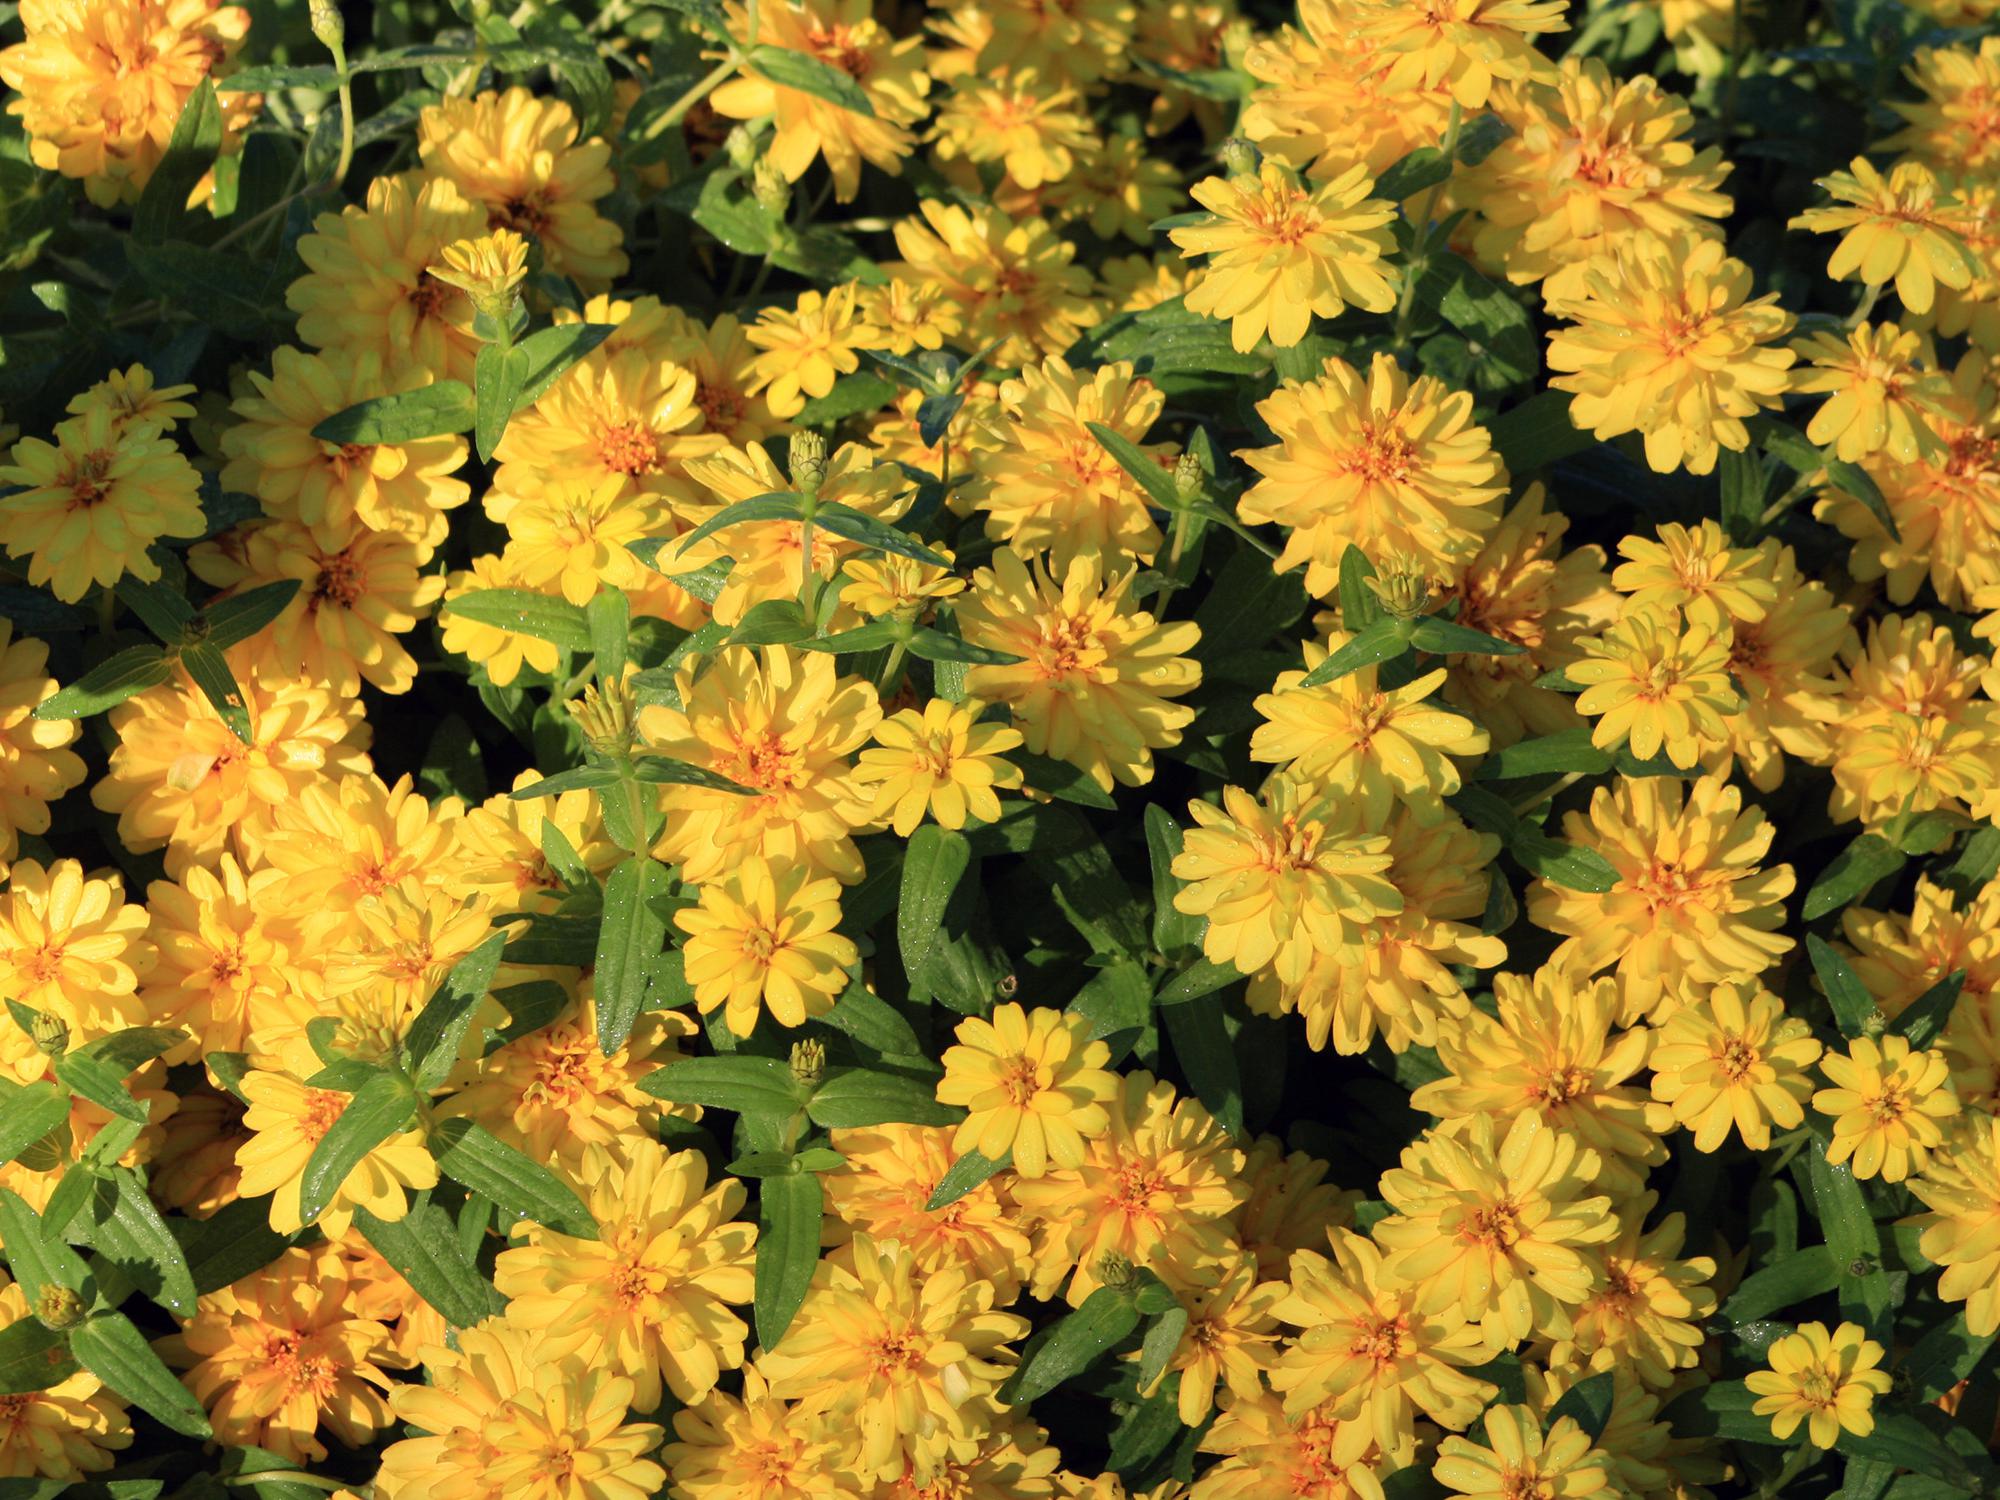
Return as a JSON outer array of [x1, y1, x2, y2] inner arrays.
[[473, 342, 531, 462], [639, 1056, 806, 1115], [747, 45, 876, 115], [1154, 959, 1241, 1007], [1160, 995, 1244, 1138], [33, 646, 173, 721], [812, 502, 950, 567], [1408, 617, 1526, 657], [1488, 389, 1594, 473], [202, 581, 300, 650], [1807, 935, 1880, 1038], [1719, 1245, 1838, 1326], [595, 856, 672, 1054], [296, 1074, 418, 1227], [0, 1082, 73, 1166], [629, 754, 752, 792], [81, 1169, 197, 1317], [70, 1312, 210, 1437], [427, 1118, 596, 1237], [727, 598, 814, 647], [899, 826, 972, 1003], [1009, 1286, 1142, 1404], [1144, 805, 1202, 959], [1010, 749, 1116, 808], [440, 588, 592, 651], [511, 322, 616, 409], [1136, 1305, 1189, 1394], [179, 641, 251, 743], [1900, 1312, 1996, 1401], [133, 79, 221, 244], [0, 1317, 78, 1394], [1891, 970, 1964, 1051], [405, 932, 508, 1093], [353, 1201, 506, 1327], [1086, 422, 1178, 510], [174, 1196, 296, 1295], [805, 1068, 960, 1129], [906, 628, 1025, 666], [1804, 833, 1908, 920], [1547, 1370, 1615, 1441], [1296, 617, 1412, 687], [1475, 728, 1612, 780], [1806, 1131, 1893, 1336], [755, 1171, 822, 1351], [925, 1149, 1009, 1210], [310, 382, 478, 445]]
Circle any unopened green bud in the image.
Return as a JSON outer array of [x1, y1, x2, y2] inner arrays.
[[1096, 1251, 1137, 1292], [1173, 451, 1204, 502], [726, 126, 760, 174], [309, 0, 346, 52], [567, 678, 635, 757], [790, 1039, 826, 1089], [1218, 137, 1260, 180], [789, 431, 829, 497], [752, 157, 791, 216], [1363, 554, 1434, 621], [35, 1285, 84, 1331], [30, 1012, 67, 1059]]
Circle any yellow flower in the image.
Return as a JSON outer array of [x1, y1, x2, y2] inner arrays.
[[933, 0, 1136, 87], [0, 1283, 129, 1478], [68, 363, 197, 439], [1814, 1033, 1961, 1182], [163, 1246, 397, 1463], [664, 1367, 848, 1500], [675, 856, 857, 1037], [0, 0, 255, 207], [417, 87, 627, 286], [836, 549, 965, 620], [445, 773, 615, 915], [0, 858, 153, 1080], [756, 1234, 1029, 1484], [1715, 541, 1848, 791], [1253, 641, 1490, 823], [855, 698, 1024, 836], [637, 645, 880, 884], [1648, 980, 1823, 1151], [889, 200, 1099, 366], [1528, 774, 1796, 1023], [936, 1001, 1118, 1177], [1153, 1254, 1286, 1425], [957, 547, 1201, 791], [234, 1068, 437, 1237], [930, 71, 1096, 189], [1008, 1072, 1248, 1304], [288, 171, 487, 386], [219, 345, 472, 549], [1412, 966, 1661, 1193], [374, 1321, 666, 1500], [744, 285, 883, 419], [1238, 352, 1508, 594], [439, 554, 561, 685], [967, 357, 1169, 562], [1041, 129, 1184, 243], [1832, 714, 1997, 829], [1568, 604, 1740, 769], [1548, 1201, 1718, 1388], [1433, 1404, 1615, 1500], [1358, 0, 1565, 106], [0, 621, 86, 871], [1171, 778, 1403, 988], [496, 1141, 754, 1411], [498, 471, 663, 607], [1611, 519, 1777, 631], [1272, 1230, 1496, 1461], [252, 772, 456, 930], [854, 278, 965, 357], [1745, 1321, 1892, 1448], [1463, 58, 1731, 299], [427, 227, 530, 310], [1789, 157, 1979, 314], [1171, 160, 1399, 352], [1791, 323, 1954, 464], [659, 306, 789, 445], [1548, 233, 1796, 475], [140, 854, 299, 1059], [189, 516, 445, 697], [1908, 1112, 2000, 1336], [1372, 1113, 1618, 1346], [0, 404, 204, 601], [712, 0, 930, 200], [824, 1123, 1034, 1302], [1883, 39, 2000, 179]]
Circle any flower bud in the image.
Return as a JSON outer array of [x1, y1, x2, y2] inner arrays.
[[1218, 137, 1260, 180], [789, 431, 829, 497], [309, 0, 345, 52], [428, 229, 529, 332], [1095, 1251, 1137, 1292], [790, 1039, 826, 1089], [30, 1011, 67, 1059], [35, 1285, 84, 1332], [1173, 451, 1204, 502], [726, 126, 760, 173], [567, 678, 636, 757], [752, 156, 791, 216], [1363, 554, 1434, 621]]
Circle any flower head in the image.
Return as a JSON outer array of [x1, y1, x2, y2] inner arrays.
[[855, 698, 1024, 835], [674, 857, 859, 1036], [1789, 157, 1979, 314], [1814, 1033, 1961, 1182], [936, 1002, 1118, 1177], [234, 1068, 436, 1237], [1648, 980, 1822, 1151], [1568, 604, 1740, 768], [1746, 1321, 1892, 1448], [1433, 1403, 1616, 1500], [1909, 1113, 2000, 1336]]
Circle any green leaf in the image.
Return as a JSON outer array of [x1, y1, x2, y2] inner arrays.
[[805, 1068, 960, 1129], [70, 1312, 210, 1437], [1010, 749, 1117, 808], [899, 825, 972, 1002], [798, 620, 905, 655], [508, 764, 620, 799], [587, 586, 631, 683], [473, 342, 531, 463], [754, 1171, 823, 1352], [1475, 728, 1612, 780], [174, 1196, 296, 1295], [511, 322, 617, 409], [1834, 1409, 1996, 1493], [1890, 970, 1964, 1051], [296, 1074, 418, 1227], [1718, 1245, 1838, 1326], [1900, 1311, 1997, 1401], [727, 598, 815, 647], [1155, 959, 1242, 1007], [404, 932, 508, 1093], [115, 577, 194, 640], [595, 856, 672, 1054], [1009, 1286, 1143, 1404], [125, 240, 282, 339], [1803, 833, 1907, 920], [1373, 146, 1450, 203], [1547, 1370, 1615, 1441], [629, 754, 754, 792], [1159, 994, 1244, 1138], [427, 1118, 596, 1238], [795, 373, 900, 426], [133, 78, 221, 244], [811, 502, 950, 567], [639, 1055, 806, 1115], [440, 588, 593, 651], [0, 1081, 73, 1166], [310, 382, 478, 445], [0, 1189, 88, 1308], [1450, 786, 1617, 892], [905, 627, 1025, 666], [1758, 419, 1902, 543], [1488, 389, 1594, 473], [1085, 422, 1178, 510], [81, 1169, 197, 1318], [0, 1317, 78, 1394], [748, 45, 876, 115], [1145, 805, 1202, 960], [1339, 546, 1382, 631], [1807, 935, 1880, 1038], [1137, 1304, 1190, 1395], [179, 640, 251, 743], [352, 1201, 507, 1328], [33, 646, 173, 721], [1806, 1130, 1893, 1337], [203, 581, 300, 650], [1408, 617, 1526, 657], [926, 1149, 1009, 1210], [672, 493, 805, 564], [1296, 617, 1412, 687]]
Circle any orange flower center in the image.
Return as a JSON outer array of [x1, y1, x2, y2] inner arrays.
[[996, 1053, 1039, 1106], [21, 946, 64, 986], [313, 549, 364, 610], [262, 1330, 341, 1401], [63, 449, 115, 509], [494, 195, 553, 236], [728, 731, 802, 791], [1499, 1464, 1559, 1500], [1341, 423, 1415, 485], [597, 421, 660, 476], [299, 1089, 348, 1145], [1351, 1314, 1408, 1366], [1459, 1199, 1523, 1251], [1714, 1035, 1760, 1081], [866, 1326, 925, 1377]]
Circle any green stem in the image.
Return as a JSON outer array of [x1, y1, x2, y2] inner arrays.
[[1845, 280, 1882, 330], [1393, 99, 1462, 347], [798, 494, 819, 610], [1153, 503, 1196, 619], [875, 635, 910, 696]]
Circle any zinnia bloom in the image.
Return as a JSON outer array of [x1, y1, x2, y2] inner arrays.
[[1789, 157, 1979, 314], [234, 1068, 438, 1237], [889, 200, 1099, 365], [1647, 980, 1823, 1151], [0, 858, 153, 1082], [1746, 1321, 1892, 1448], [855, 698, 1024, 836], [743, 285, 883, 419], [1433, 1404, 1616, 1500], [1568, 604, 1740, 769], [1791, 323, 1953, 464], [935, 1002, 1119, 1177], [0, 621, 86, 871], [1356, 0, 1566, 106], [1908, 1113, 2000, 1336], [674, 856, 859, 1037], [1813, 1033, 1961, 1182], [664, 1367, 848, 1500]]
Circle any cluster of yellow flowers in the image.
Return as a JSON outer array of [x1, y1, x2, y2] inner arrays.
[[1, 0, 1999, 1496]]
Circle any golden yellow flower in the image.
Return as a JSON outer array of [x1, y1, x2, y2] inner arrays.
[[664, 1367, 848, 1500], [936, 1001, 1118, 1177], [1789, 157, 1980, 314], [1746, 1321, 1892, 1448], [1611, 519, 1776, 630], [1238, 352, 1508, 593], [933, 0, 1137, 87], [426, 227, 530, 310], [1814, 1033, 1961, 1182], [438, 554, 563, 686], [68, 363, 197, 439], [0, 404, 204, 601], [889, 200, 1099, 365], [838, 549, 965, 620], [0, 1283, 129, 1479], [1172, 160, 1399, 352], [855, 698, 1024, 835], [958, 547, 1201, 791], [675, 856, 858, 1037], [1434, 1404, 1615, 1500], [1357, 0, 1565, 106], [496, 1141, 754, 1411], [1714, 541, 1848, 791], [854, 278, 966, 357], [1568, 604, 1740, 769], [930, 71, 1096, 189], [1647, 980, 1822, 1152], [234, 1068, 437, 1237], [252, 772, 456, 931], [141, 854, 299, 1059], [1153, 1254, 1286, 1425], [1791, 323, 1954, 464], [499, 471, 663, 607], [659, 306, 789, 446], [0, 858, 153, 1081], [744, 285, 884, 419], [1547, 233, 1796, 475], [1908, 1112, 2000, 1336], [0, 621, 86, 871], [1041, 129, 1184, 243], [417, 87, 627, 286], [1547, 1202, 1718, 1388], [1883, 39, 2000, 178]]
